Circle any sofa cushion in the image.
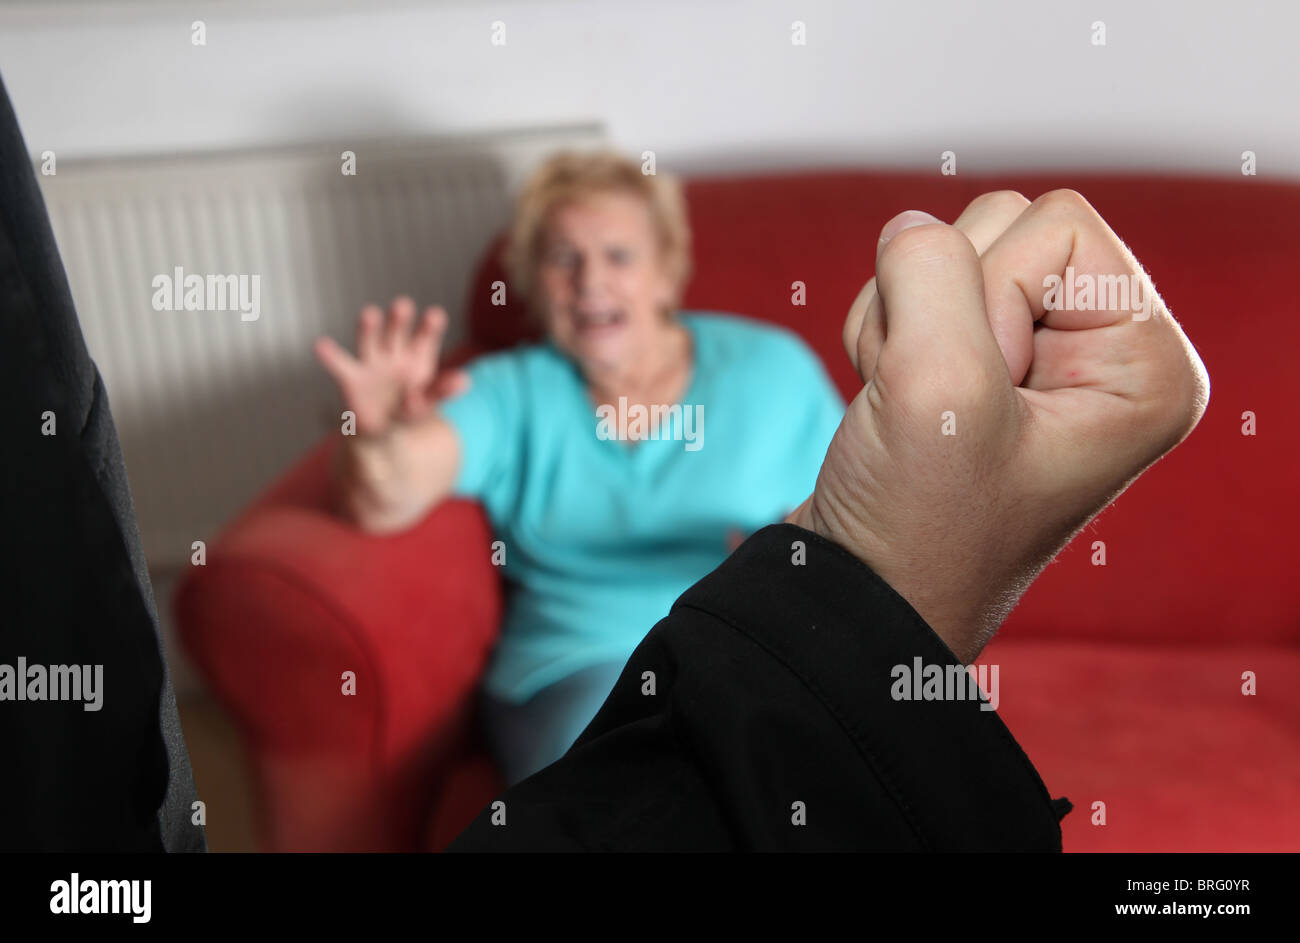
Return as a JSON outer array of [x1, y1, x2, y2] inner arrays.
[[981, 638, 1300, 851], [468, 171, 1300, 648]]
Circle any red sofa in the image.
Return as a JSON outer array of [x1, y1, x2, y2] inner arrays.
[[175, 169, 1300, 852]]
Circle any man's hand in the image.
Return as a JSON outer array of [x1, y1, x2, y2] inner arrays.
[[790, 190, 1210, 663]]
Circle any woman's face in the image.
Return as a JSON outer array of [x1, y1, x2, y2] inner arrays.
[[534, 190, 676, 374]]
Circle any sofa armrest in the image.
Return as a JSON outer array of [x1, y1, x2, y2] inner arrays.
[[174, 437, 502, 850]]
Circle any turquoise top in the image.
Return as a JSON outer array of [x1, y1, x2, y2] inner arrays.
[[438, 312, 845, 703]]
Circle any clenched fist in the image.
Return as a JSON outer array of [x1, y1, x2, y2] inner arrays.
[[790, 189, 1210, 663]]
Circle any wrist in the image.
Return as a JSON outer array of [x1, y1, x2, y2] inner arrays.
[[338, 424, 407, 505], [788, 491, 992, 664]]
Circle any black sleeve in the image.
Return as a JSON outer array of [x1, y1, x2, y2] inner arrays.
[[449, 523, 1065, 851], [0, 72, 205, 852]]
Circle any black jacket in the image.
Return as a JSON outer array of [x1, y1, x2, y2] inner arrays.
[[0, 73, 204, 852], [450, 524, 1068, 851]]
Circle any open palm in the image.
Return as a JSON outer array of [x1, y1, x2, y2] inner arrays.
[[314, 297, 468, 437]]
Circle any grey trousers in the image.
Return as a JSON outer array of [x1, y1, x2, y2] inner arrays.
[[480, 660, 627, 787]]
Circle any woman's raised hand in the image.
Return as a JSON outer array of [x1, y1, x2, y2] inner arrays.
[[314, 297, 469, 437]]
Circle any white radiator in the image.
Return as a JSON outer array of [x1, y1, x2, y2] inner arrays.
[[37, 124, 608, 571]]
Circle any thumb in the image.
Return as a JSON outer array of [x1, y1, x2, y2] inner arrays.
[[433, 368, 471, 400], [872, 214, 1005, 392]]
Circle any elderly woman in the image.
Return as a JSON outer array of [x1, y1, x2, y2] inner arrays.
[[314, 150, 844, 785]]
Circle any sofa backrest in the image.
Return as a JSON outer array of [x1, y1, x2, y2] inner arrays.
[[467, 170, 1299, 646]]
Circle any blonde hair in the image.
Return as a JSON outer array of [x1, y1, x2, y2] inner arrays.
[[504, 150, 693, 317]]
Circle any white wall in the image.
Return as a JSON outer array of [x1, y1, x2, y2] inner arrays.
[[1, 0, 1296, 178], [1, 0, 1294, 696]]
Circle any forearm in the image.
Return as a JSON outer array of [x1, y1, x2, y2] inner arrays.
[[449, 524, 1064, 851], [332, 411, 461, 534]]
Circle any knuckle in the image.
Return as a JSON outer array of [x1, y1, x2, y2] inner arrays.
[[967, 189, 1030, 217], [1136, 332, 1211, 447], [1166, 349, 1211, 438], [878, 222, 971, 270], [1032, 187, 1095, 218]]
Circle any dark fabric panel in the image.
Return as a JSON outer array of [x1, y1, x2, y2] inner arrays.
[[0, 71, 204, 853]]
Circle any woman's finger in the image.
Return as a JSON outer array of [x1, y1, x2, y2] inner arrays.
[[356, 304, 383, 362], [408, 305, 449, 393], [384, 296, 416, 353], [410, 305, 447, 360], [313, 335, 361, 391], [432, 367, 471, 400]]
